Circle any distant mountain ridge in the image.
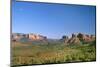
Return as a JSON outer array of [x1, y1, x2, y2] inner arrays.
[[12, 33, 95, 45], [61, 33, 95, 45], [12, 33, 47, 42]]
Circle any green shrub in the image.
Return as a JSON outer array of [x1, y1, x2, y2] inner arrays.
[[12, 42, 96, 66]]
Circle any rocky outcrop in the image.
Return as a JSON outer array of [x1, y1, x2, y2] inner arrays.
[[61, 35, 69, 44], [91, 35, 96, 41], [12, 33, 25, 41], [61, 33, 96, 45], [28, 33, 47, 40], [77, 33, 95, 43], [12, 33, 95, 45], [68, 33, 81, 45], [12, 33, 47, 42]]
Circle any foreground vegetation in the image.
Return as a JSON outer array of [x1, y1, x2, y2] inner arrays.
[[11, 41, 96, 66]]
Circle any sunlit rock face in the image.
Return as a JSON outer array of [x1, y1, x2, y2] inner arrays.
[[61, 35, 69, 44], [77, 33, 95, 43], [12, 33, 95, 45], [12, 33, 25, 41], [28, 34, 37, 40], [12, 33, 47, 42], [61, 33, 96, 45], [68, 33, 81, 45], [28, 33, 47, 40]]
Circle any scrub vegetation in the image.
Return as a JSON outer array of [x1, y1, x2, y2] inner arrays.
[[11, 41, 96, 66]]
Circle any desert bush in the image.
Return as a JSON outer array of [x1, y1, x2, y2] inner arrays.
[[12, 42, 96, 66]]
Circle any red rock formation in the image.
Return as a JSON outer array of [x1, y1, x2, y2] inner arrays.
[[77, 33, 95, 43], [62, 33, 95, 45], [12, 33, 47, 42], [68, 33, 81, 45], [28, 34, 46, 40], [62, 35, 69, 43]]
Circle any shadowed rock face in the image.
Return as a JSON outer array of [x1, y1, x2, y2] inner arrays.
[[61, 35, 69, 44], [68, 33, 81, 45], [12, 33, 95, 45], [12, 33, 26, 41], [61, 33, 95, 45], [91, 35, 96, 41], [77, 33, 95, 43]]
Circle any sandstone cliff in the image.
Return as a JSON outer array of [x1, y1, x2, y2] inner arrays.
[[12, 33, 95, 45], [12, 33, 47, 42], [61, 33, 95, 45]]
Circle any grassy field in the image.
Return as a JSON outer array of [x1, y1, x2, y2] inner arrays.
[[11, 42, 96, 66]]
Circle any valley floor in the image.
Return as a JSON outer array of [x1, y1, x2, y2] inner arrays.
[[11, 42, 96, 66]]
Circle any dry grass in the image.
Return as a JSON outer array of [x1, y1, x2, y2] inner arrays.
[[11, 42, 96, 66]]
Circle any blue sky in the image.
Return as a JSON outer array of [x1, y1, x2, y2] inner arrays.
[[12, 1, 96, 39]]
